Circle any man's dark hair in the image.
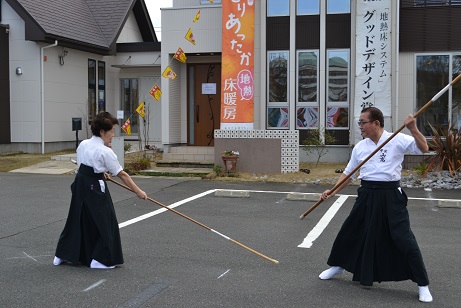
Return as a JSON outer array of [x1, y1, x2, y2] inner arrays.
[[361, 107, 384, 127], [91, 112, 119, 136]]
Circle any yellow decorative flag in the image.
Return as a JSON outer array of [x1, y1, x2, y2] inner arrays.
[[149, 84, 162, 101], [121, 118, 131, 135], [185, 28, 196, 45], [173, 47, 187, 63], [162, 66, 177, 80], [136, 102, 145, 118], [193, 10, 200, 22], [209, 0, 213, 3]]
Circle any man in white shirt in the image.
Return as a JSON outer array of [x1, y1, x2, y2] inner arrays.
[[318, 107, 433, 303]]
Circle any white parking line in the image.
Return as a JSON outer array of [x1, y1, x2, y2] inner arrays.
[[118, 189, 216, 229], [218, 269, 230, 279], [83, 279, 106, 292], [298, 195, 349, 249]]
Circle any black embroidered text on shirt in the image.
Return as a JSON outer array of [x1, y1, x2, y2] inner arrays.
[[379, 149, 387, 162]]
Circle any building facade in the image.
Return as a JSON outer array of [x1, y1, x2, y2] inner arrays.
[[160, 0, 461, 163]]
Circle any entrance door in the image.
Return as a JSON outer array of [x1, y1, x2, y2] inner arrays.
[[0, 26, 10, 144], [188, 63, 221, 146]]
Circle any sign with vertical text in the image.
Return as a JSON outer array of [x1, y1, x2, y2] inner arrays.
[[221, 0, 255, 130], [354, 0, 392, 141]]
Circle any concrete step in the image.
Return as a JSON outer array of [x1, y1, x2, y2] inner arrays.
[[155, 160, 214, 168], [51, 153, 77, 161], [169, 146, 214, 155], [162, 152, 214, 163]]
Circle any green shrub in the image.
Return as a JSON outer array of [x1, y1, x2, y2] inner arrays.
[[416, 161, 428, 175], [213, 164, 223, 176]]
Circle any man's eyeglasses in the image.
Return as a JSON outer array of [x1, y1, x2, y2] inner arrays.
[[357, 121, 372, 126]]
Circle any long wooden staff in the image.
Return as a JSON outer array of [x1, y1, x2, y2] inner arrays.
[[299, 73, 461, 220], [106, 177, 279, 264]]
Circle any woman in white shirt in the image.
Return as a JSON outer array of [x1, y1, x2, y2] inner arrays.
[[53, 112, 147, 269]]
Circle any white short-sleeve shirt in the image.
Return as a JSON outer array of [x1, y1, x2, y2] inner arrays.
[[77, 136, 123, 176], [344, 131, 422, 181]]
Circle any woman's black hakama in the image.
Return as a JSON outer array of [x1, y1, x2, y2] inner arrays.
[[55, 164, 123, 267]]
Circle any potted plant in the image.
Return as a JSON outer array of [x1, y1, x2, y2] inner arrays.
[[221, 150, 239, 174]]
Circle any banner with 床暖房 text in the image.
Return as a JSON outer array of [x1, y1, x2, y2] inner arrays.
[[221, 0, 255, 130]]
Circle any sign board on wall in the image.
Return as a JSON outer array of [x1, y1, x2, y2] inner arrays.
[[220, 0, 255, 130], [202, 83, 216, 95], [354, 0, 392, 143]]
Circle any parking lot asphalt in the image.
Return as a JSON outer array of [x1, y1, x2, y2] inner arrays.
[[0, 172, 460, 307]]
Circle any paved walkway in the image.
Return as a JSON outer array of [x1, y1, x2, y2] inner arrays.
[[9, 154, 212, 176]]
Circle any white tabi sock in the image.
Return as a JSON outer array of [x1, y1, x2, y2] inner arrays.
[[319, 266, 344, 280], [418, 286, 433, 303], [90, 259, 115, 269], [53, 256, 64, 266]]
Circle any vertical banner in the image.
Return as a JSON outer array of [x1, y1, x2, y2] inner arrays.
[[355, 0, 392, 141], [221, 0, 255, 130]]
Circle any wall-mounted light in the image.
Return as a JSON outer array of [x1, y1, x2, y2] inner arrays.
[[16, 67, 22, 75]]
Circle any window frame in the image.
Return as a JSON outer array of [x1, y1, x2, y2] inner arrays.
[[326, 49, 350, 130], [415, 52, 461, 134], [120, 78, 139, 135]]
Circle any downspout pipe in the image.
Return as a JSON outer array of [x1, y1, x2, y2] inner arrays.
[[40, 40, 58, 154]]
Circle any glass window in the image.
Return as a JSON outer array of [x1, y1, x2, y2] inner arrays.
[[297, 107, 318, 128], [327, 50, 349, 130], [297, 50, 318, 104], [98, 61, 105, 114], [268, 51, 289, 104], [88, 60, 106, 124], [88, 59, 96, 124], [327, 107, 349, 128], [268, 107, 289, 128], [297, 0, 319, 15], [268, 0, 289, 16], [453, 56, 461, 130], [120, 79, 139, 134], [327, 0, 350, 14], [416, 55, 450, 134], [327, 50, 349, 103]]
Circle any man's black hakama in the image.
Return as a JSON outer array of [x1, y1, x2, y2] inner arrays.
[[327, 180, 429, 286], [55, 164, 124, 267]]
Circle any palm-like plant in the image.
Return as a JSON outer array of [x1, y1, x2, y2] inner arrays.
[[425, 123, 461, 176]]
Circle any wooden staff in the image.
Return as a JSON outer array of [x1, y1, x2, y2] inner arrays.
[[106, 177, 279, 264], [299, 73, 461, 220]]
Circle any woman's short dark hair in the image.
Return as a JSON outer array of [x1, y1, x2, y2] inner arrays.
[[91, 112, 119, 136], [361, 107, 384, 127]]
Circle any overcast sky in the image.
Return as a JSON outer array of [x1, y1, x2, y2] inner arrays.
[[145, 0, 173, 41]]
